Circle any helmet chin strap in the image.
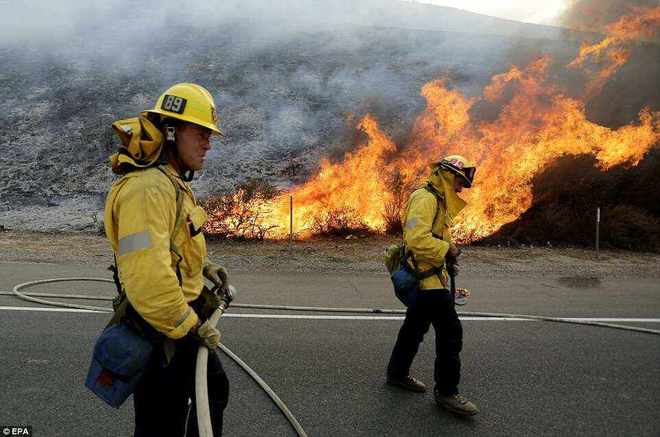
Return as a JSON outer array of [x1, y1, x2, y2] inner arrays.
[[182, 169, 194, 182], [173, 152, 195, 181]]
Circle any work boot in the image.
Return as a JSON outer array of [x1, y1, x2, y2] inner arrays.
[[434, 390, 479, 416], [386, 375, 427, 393]]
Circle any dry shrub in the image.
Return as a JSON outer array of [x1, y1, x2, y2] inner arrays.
[[485, 150, 660, 251], [382, 169, 407, 235], [203, 179, 280, 240], [601, 205, 660, 251], [280, 158, 305, 181], [308, 207, 370, 237]]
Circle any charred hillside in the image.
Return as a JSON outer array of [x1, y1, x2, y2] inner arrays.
[[0, 1, 658, 250], [0, 15, 582, 228]]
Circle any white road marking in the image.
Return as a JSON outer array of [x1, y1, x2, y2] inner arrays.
[[0, 306, 106, 313], [223, 314, 514, 321], [0, 306, 658, 322], [222, 314, 660, 322], [568, 318, 660, 322]]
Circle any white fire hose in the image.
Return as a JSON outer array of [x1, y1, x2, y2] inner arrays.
[[194, 285, 306, 437], [8, 278, 660, 338], [8, 278, 660, 337], [10, 278, 308, 437], [195, 286, 233, 437]]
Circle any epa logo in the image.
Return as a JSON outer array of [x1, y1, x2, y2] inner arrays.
[[1, 427, 32, 436]]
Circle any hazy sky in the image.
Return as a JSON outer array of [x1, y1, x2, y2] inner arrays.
[[0, 0, 574, 44], [402, 0, 570, 24]]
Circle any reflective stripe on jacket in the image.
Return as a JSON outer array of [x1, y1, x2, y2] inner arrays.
[[401, 186, 451, 290], [104, 164, 207, 339]]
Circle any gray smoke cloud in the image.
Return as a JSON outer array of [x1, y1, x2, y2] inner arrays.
[[558, 0, 658, 34]]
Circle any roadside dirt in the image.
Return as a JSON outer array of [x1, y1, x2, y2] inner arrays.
[[1, 230, 659, 280]]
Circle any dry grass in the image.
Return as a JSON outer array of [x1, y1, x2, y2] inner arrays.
[[1, 230, 659, 279]]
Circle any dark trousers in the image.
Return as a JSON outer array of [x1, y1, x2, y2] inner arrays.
[[133, 337, 229, 437], [387, 289, 463, 396]]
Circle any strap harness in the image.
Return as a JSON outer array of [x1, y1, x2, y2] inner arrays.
[[402, 183, 446, 281]]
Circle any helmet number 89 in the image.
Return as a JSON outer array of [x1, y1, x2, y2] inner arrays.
[[162, 95, 186, 114]]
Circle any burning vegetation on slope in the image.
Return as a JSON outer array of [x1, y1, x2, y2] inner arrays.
[[204, 5, 660, 250]]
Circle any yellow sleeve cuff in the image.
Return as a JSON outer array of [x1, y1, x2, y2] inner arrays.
[[166, 307, 200, 339]]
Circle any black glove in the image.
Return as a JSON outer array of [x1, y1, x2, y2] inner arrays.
[[191, 287, 222, 320]]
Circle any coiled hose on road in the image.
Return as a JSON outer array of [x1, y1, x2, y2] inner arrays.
[[7, 278, 660, 336], [7, 277, 660, 436], [10, 278, 308, 437]]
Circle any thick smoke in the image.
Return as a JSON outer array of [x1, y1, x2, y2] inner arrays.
[[559, 0, 658, 37], [558, 0, 660, 125]]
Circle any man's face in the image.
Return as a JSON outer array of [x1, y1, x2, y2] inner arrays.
[[176, 123, 212, 171], [452, 174, 465, 193]]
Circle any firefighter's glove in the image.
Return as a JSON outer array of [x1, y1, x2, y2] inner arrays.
[[193, 287, 222, 320], [194, 320, 221, 349], [203, 262, 228, 289]]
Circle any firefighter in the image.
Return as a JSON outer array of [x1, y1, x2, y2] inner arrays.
[[386, 155, 479, 417], [104, 83, 230, 435]]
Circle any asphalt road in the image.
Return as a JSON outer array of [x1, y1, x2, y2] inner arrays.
[[1, 262, 659, 436]]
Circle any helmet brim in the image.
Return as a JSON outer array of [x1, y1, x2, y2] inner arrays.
[[144, 109, 223, 135]]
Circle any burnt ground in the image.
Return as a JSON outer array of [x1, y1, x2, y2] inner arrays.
[[1, 231, 659, 280]]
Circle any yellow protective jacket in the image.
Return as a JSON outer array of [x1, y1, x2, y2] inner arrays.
[[402, 170, 466, 291], [104, 164, 208, 339]]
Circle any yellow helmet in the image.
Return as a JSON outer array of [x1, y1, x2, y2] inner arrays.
[[433, 155, 476, 188], [145, 83, 222, 134]]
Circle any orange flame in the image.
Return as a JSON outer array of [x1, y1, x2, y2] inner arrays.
[[207, 8, 660, 240], [261, 115, 398, 237], [398, 52, 658, 241]]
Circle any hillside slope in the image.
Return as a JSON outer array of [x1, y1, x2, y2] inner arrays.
[[1, 1, 656, 235]]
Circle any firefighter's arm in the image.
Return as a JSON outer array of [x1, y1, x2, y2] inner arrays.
[[114, 181, 199, 339], [403, 191, 450, 266]]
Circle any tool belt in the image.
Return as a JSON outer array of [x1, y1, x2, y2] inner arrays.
[[402, 249, 445, 281], [106, 257, 218, 333], [86, 287, 218, 409], [384, 243, 444, 281], [108, 284, 219, 343]]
